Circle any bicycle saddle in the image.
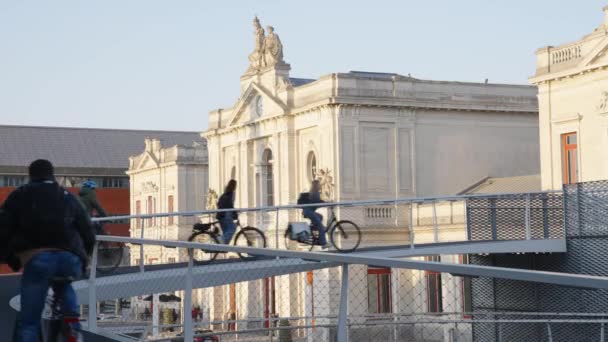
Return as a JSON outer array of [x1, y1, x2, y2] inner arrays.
[[50, 277, 74, 285]]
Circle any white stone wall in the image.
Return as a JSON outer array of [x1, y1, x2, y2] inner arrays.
[[531, 7, 608, 190]]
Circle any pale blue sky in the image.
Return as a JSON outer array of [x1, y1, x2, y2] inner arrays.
[[0, 1, 605, 131]]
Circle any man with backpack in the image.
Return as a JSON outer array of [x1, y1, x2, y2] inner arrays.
[[0, 159, 95, 342]]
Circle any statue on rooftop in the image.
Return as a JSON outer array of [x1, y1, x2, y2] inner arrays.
[[263, 25, 284, 67], [247, 17, 266, 72]]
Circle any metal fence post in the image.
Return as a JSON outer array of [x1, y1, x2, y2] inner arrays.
[[275, 209, 280, 250], [464, 200, 470, 241], [184, 248, 194, 342], [542, 195, 550, 238], [525, 194, 531, 240], [546, 323, 553, 342], [88, 242, 99, 331], [337, 264, 349, 342], [409, 202, 415, 249], [432, 201, 438, 243], [490, 198, 497, 240], [139, 220, 145, 273], [601, 322, 605, 342]]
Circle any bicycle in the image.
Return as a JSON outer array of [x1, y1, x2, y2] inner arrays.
[[94, 221, 125, 274], [40, 277, 82, 342], [284, 206, 362, 252], [188, 218, 266, 263]]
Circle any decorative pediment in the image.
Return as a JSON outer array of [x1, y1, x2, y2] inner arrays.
[[228, 82, 287, 127], [581, 36, 608, 67], [136, 151, 160, 170]]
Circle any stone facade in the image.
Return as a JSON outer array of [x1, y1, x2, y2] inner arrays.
[[127, 138, 208, 263], [530, 6, 608, 190]]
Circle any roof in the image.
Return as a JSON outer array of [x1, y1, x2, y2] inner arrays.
[[0, 125, 204, 171], [462, 175, 542, 195], [289, 77, 316, 87]]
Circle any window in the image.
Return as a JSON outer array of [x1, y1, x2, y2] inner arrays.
[[102, 177, 129, 188], [135, 200, 141, 228], [0, 175, 27, 187], [307, 151, 317, 182], [367, 267, 392, 314], [425, 256, 443, 313], [168, 257, 176, 264], [460, 255, 472, 317], [264, 277, 276, 328], [561, 132, 578, 185], [168, 195, 174, 225], [262, 149, 274, 206]]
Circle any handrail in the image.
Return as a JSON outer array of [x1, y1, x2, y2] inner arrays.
[[92, 190, 561, 222]]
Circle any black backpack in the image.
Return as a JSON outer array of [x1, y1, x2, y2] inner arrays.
[[18, 183, 67, 238], [297, 192, 310, 205]]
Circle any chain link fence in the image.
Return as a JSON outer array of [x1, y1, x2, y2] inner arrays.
[[77, 190, 593, 342]]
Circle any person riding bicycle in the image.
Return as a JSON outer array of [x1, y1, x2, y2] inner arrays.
[[0, 159, 95, 342], [217, 180, 238, 244], [298, 180, 328, 247], [78, 180, 107, 235]]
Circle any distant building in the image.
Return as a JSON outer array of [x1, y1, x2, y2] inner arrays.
[[530, 6, 608, 189], [0, 125, 201, 273]]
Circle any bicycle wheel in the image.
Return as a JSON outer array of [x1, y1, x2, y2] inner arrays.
[[188, 232, 220, 263], [329, 220, 361, 252], [96, 241, 124, 274], [234, 227, 266, 259]]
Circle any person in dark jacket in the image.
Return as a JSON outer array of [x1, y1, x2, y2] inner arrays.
[[78, 180, 107, 217], [216, 180, 238, 244], [301, 180, 327, 246], [0, 159, 95, 342]]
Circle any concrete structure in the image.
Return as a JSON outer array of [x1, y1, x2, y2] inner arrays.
[[530, 6, 608, 190]]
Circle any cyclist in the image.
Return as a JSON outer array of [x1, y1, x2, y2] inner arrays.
[[0, 159, 95, 342], [216, 180, 238, 244], [298, 180, 328, 247], [78, 180, 107, 235], [78, 180, 107, 217]]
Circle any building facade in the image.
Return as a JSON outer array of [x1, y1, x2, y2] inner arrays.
[[0, 125, 201, 273], [530, 6, 608, 190]]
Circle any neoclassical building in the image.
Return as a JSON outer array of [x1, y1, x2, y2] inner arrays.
[[203, 23, 539, 212], [530, 6, 608, 190], [128, 17, 542, 340]]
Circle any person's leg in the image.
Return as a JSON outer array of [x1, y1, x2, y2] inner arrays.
[[53, 252, 83, 329], [313, 213, 328, 245], [221, 217, 237, 244], [19, 252, 55, 342], [304, 209, 327, 245]]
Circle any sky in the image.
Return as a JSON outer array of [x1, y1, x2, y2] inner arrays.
[[0, 1, 606, 132]]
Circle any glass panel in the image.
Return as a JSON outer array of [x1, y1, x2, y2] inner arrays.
[[569, 150, 578, 183], [567, 133, 577, 145], [367, 274, 379, 313]]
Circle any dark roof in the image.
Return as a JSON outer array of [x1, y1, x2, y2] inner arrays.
[[0, 125, 204, 170], [289, 77, 316, 87]]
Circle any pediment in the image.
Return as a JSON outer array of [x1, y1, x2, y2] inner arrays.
[[136, 152, 160, 170], [582, 37, 608, 67], [228, 83, 287, 127]]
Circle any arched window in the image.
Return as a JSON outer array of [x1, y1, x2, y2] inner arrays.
[[307, 151, 317, 182], [262, 149, 274, 206], [230, 166, 236, 181]]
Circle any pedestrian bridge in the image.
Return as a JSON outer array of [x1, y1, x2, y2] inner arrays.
[[11, 190, 603, 342]]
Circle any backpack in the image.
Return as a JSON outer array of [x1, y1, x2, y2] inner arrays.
[[297, 192, 310, 205], [18, 183, 67, 238]]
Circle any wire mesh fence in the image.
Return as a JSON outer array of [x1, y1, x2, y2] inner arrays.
[[79, 190, 586, 341]]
